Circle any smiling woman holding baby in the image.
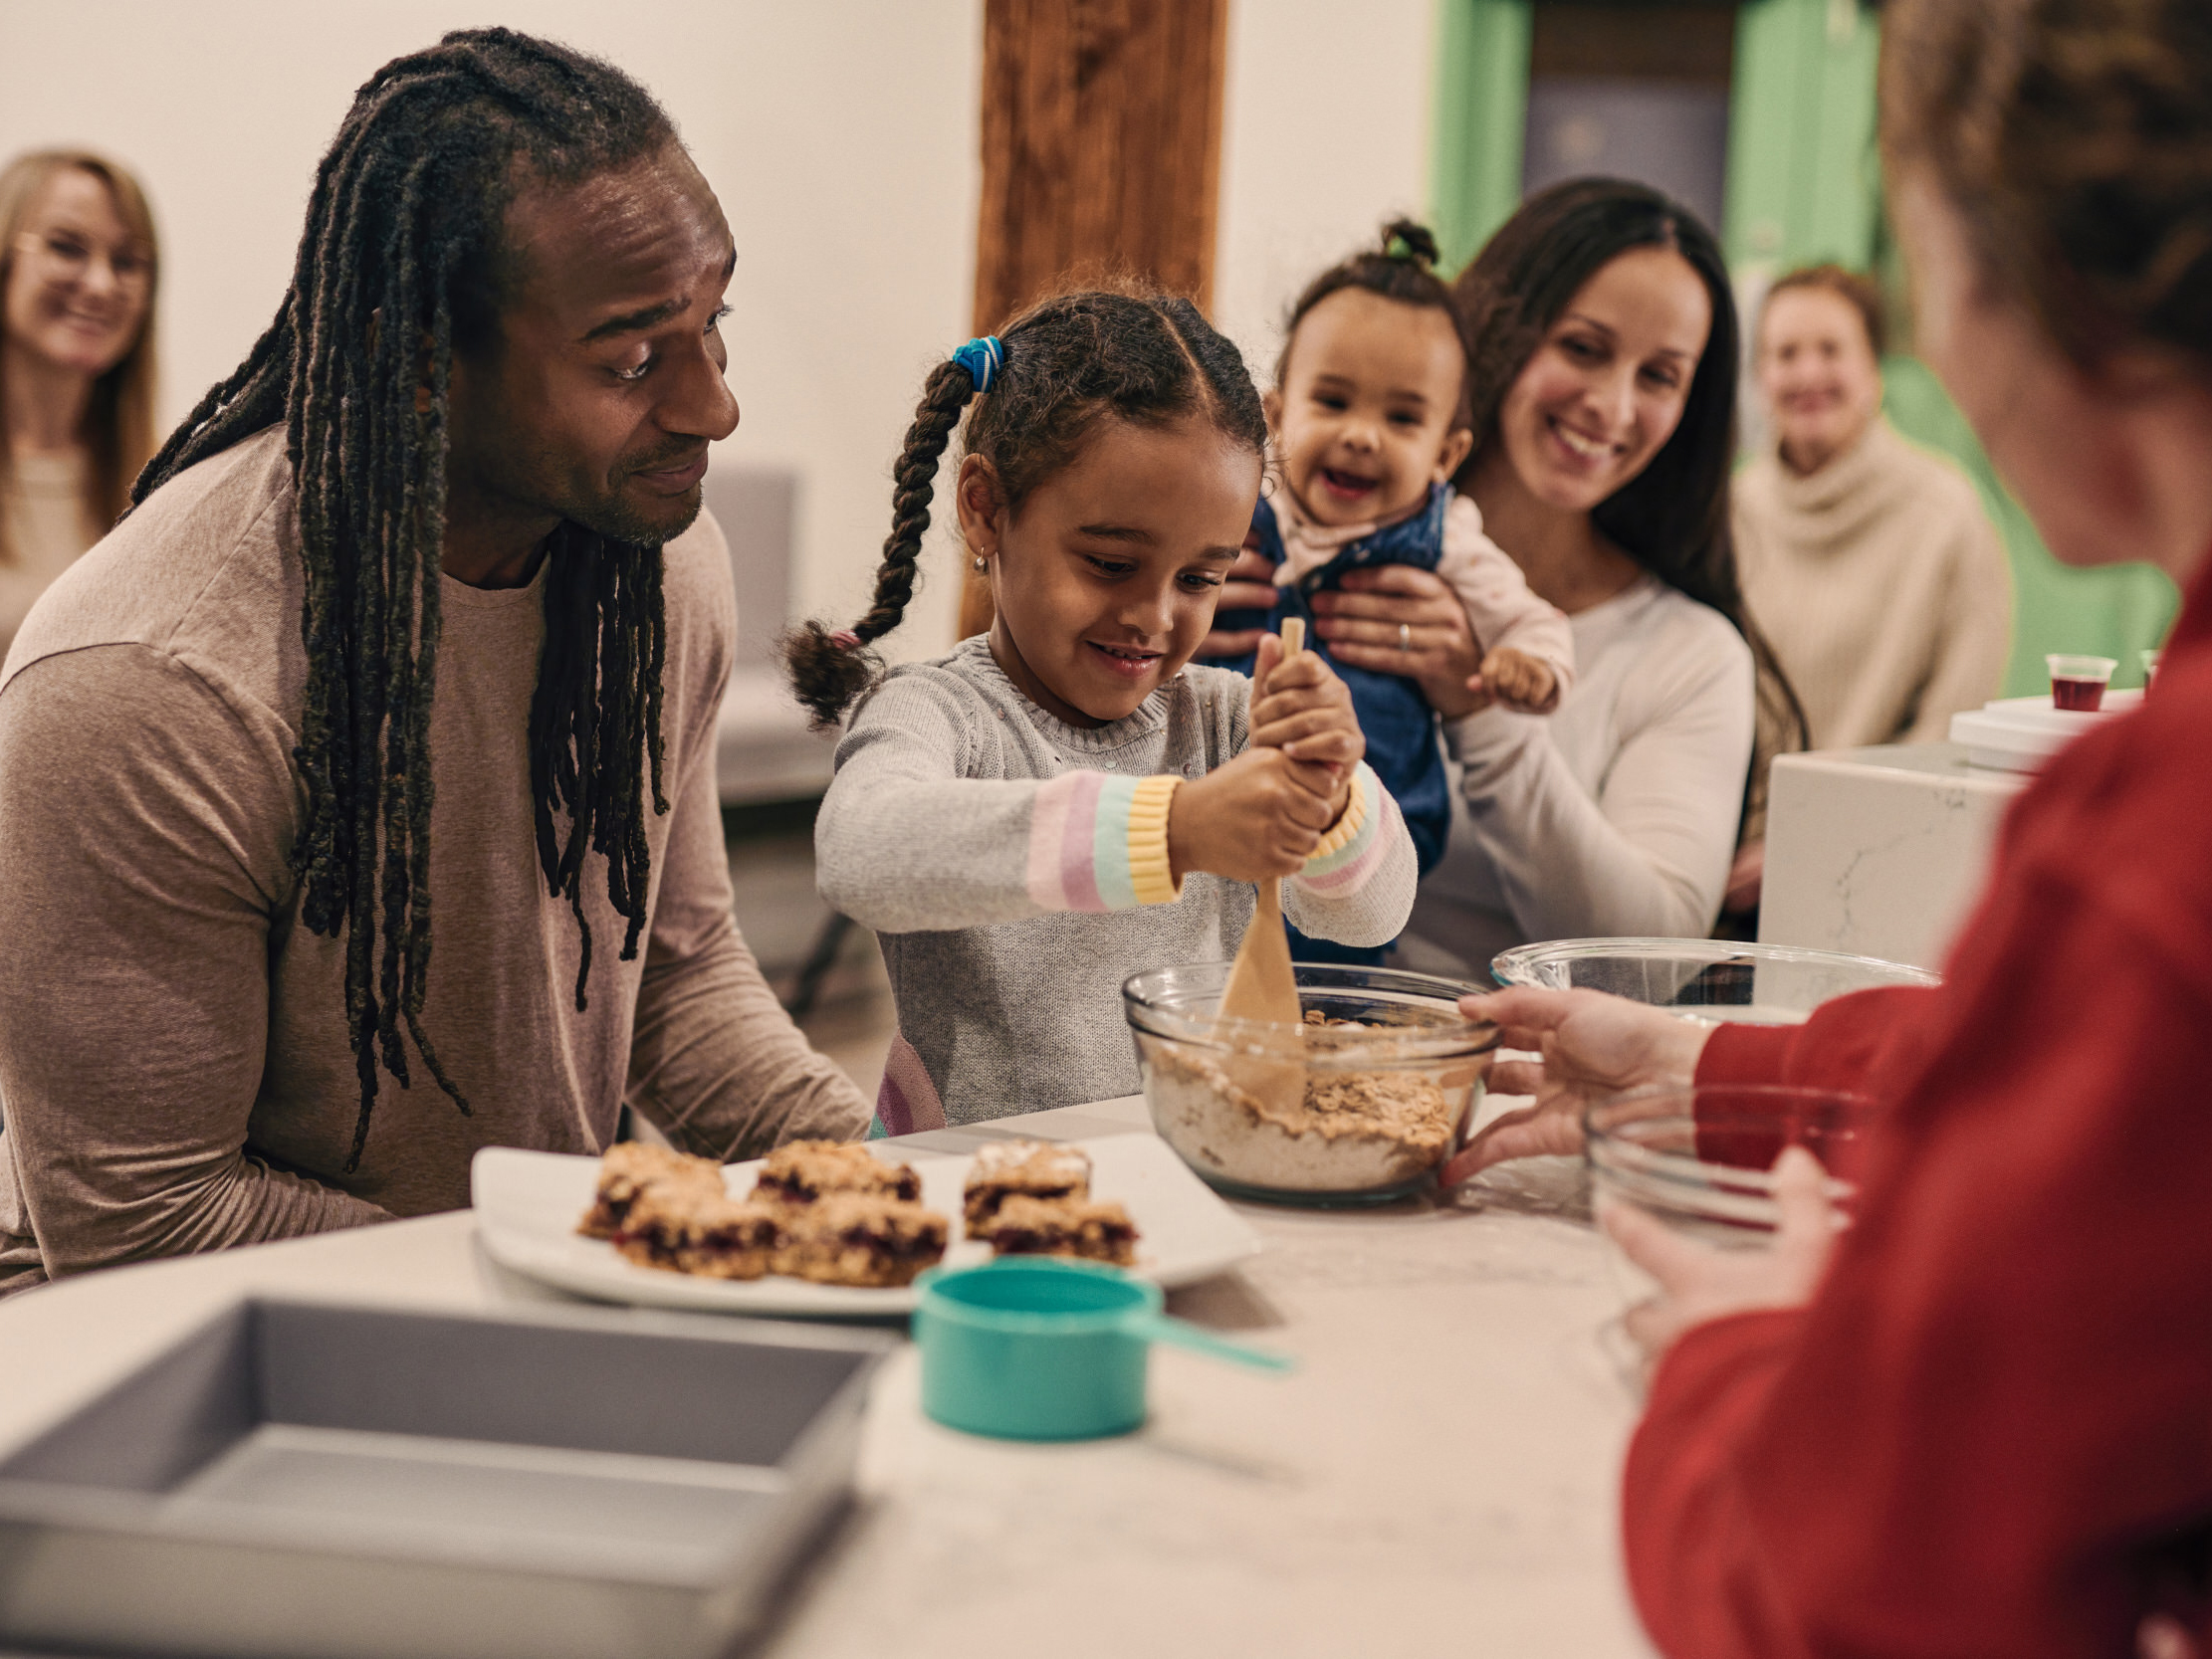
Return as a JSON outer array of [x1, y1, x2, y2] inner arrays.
[[1212, 181, 1802, 973]]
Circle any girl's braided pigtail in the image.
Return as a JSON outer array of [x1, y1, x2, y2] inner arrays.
[[783, 337, 1002, 728]]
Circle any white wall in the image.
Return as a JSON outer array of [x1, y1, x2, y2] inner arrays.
[[0, 1, 1435, 652], [0, 0, 984, 649], [1214, 0, 1435, 390]]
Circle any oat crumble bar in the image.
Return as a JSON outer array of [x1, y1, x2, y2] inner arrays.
[[771, 1193, 948, 1288], [980, 1194, 1140, 1267], [612, 1185, 778, 1279], [753, 1140, 922, 1206], [960, 1139, 1092, 1228], [576, 1141, 725, 1240]]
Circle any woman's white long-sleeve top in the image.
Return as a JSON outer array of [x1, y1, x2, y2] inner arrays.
[[1400, 574, 1754, 975]]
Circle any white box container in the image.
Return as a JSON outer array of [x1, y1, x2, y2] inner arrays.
[[1759, 742, 2024, 970]]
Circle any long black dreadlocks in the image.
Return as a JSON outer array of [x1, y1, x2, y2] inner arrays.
[[131, 29, 679, 1170]]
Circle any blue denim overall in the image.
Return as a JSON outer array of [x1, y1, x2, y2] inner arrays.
[[1216, 485, 1454, 965]]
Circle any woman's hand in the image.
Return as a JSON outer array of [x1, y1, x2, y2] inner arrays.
[[1308, 565, 1491, 719], [1605, 1145, 1837, 1367], [1439, 986, 1712, 1182], [1167, 747, 1341, 884], [1195, 545, 1281, 659]]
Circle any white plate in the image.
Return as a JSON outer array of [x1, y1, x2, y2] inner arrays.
[[471, 1135, 1262, 1317]]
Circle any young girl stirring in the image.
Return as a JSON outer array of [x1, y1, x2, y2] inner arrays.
[[787, 289, 1418, 1132]]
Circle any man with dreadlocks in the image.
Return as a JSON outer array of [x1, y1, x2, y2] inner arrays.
[[0, 30, 869, 1292]]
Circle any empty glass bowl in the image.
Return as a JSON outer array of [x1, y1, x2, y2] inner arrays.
[[1489, 937, 1938, 1024], [1122, 962, 1498, 1205], [1583, 1084, 1877, 1314]]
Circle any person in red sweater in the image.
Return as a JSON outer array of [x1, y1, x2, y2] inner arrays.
[[1447, 1, 2212, 1653]]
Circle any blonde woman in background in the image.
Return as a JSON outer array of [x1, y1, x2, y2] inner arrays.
[[1724, 265, 2009, 915], [0, 151, 157, 666]]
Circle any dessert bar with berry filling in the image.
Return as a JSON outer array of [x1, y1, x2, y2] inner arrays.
[[979, 1194, 1140, 1267], [772, 1193, 949, 1288], [752, 1140, 922, 1205], [576, 1141, 725, 1240], [611, 1185, 779, 1280], [959, 1139, 1092, 1228]]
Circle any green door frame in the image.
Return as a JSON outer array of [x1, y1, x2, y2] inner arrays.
[[1430, 0, 1530, 274], [1722, 0, 1880, 270]]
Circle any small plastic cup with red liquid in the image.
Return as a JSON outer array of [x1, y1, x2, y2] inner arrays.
[[2142, 649, 2161, 695], [2048, 654, 2117, 712]]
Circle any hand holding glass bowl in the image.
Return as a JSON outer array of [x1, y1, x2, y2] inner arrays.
[[1585, 1084, 1873, 1380], [1440, 938, 1936, 1183], [1449, 942, 1911, 1382]]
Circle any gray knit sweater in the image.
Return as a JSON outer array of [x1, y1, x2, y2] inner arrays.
[[816, 638, 1418, 1129]]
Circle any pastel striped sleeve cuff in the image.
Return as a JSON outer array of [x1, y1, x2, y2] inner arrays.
[[1296, 762, 1398, 897], [1024, 770, 1185, 913]]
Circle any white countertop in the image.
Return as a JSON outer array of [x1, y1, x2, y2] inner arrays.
[[0, 1097, 1654, 1659]]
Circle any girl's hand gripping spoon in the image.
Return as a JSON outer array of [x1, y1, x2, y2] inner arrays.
[[1215, 618, 1309, 1116]]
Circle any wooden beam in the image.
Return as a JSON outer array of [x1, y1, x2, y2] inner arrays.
[[960, 0, 1230, 639]]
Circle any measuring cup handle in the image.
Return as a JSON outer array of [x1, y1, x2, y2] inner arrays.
[[1121, 1310, 1295, 1373]]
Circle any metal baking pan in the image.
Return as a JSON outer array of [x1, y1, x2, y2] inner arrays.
[[0, 1296, 891, 1659]]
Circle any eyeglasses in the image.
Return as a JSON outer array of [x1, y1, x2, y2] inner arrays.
[[12, 228, 153, 291]]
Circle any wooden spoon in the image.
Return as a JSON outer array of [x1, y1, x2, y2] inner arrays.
[[1216, 618, 1308, 1115]]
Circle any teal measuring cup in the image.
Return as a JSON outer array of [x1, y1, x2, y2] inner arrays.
[[914, 1258, 1292, 1441]]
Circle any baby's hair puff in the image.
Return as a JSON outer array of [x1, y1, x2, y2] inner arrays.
[[1278, 219, 1476, 425], [784, 281, 1266, 727]]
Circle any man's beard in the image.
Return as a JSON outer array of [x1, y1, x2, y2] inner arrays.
[[564, 453, 704, 548], [473, 430, 706, 550]]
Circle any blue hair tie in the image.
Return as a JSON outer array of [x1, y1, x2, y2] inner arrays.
[[952, 335, 1003, 394]]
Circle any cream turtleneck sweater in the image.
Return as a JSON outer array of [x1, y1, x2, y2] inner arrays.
[[0, 449, 98, 668], [1734, 417, 2011, 834]]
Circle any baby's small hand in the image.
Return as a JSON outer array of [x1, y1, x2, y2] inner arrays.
[[1478, 647, 1560, 714]]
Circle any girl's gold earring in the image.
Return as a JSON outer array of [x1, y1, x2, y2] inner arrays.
[[972, 555, 988, 572]]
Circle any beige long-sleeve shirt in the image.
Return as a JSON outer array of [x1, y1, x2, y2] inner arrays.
[[1735, 418, 2012, 838], [0, 427, 867, 1293]]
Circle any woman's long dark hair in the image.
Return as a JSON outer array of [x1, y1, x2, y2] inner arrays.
[[1453, 178, 1808, 796]]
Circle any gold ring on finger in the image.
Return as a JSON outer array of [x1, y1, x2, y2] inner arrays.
[[1397, 622, 1412, 653]]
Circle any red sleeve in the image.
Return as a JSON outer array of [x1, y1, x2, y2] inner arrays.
[[1692, 985, 1942, 1169], [1694, 983, 1943, 1094], [1624, 768, 2212, 1656], [1624, 1312, 1814, 1659]]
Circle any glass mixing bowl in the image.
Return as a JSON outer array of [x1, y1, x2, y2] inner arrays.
[[1122, 962, 1498, 1205], [1583, 1084, 1877, 1315], [1490, 937, 1938, 1024]]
